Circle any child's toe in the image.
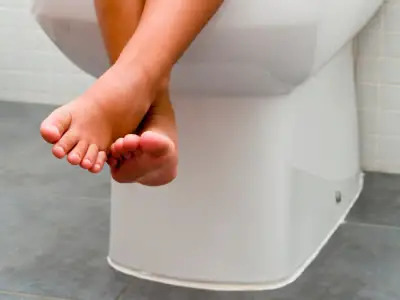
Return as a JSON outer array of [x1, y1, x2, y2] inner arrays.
[[123, 134, 140, 151], [52, 131, 79, 159], [140, 131, 172, 157], [90, 151, 108, 173], [68, 140, 89, 165], [40, 107, 72, 144], [81, 144, 99, 169]]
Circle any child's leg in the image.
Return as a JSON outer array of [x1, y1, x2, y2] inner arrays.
[[39, 0, 223, 174], [96, 0, 178, 184], [39, 0, 150, 174], [94, 0, 145, 64]]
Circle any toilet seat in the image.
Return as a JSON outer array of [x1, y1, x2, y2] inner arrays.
[[33, 0, 382, 96]]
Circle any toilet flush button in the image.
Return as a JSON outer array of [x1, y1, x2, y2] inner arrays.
[[335, 191, 342, 204]]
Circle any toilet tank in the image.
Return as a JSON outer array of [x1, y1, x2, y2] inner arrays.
[[33, 0, 383, 96]]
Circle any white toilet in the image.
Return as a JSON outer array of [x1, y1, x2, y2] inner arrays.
[[33, 0, 383, 291]]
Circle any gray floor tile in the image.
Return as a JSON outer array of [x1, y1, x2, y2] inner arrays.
[[0, 100, 111, 200], [0, 291, 70, 300], [348, 172, 400, 227], [119, 223, 400, 300], [3, 101, 400, 300], [0, 188, 130, 300], [0, 101, 55, 122], [0, 101, 129, 299], [0, 295, 43, 300], [0, 296, 34, 300]]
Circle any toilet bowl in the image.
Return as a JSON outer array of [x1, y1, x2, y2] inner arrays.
[[33, 0, 383, 291]]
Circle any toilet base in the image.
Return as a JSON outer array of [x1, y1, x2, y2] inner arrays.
[[108, 173, 363, 291], [107, 43, 361, 291]]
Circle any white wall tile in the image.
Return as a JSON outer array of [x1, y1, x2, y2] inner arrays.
[[358, 30, 381, 56], [357, 84, 378, 109], [377, 162, 400, 173], [380, 58, 400, 84], [357, 1, 400, 173], [0, 0, 95, 105], [381, 85, 400, 110], [358, 110, 379, 135], [383, 3, 400, 32], [384, 33, 400, 57], [379, 111, 400, 135], [360, 134, 378, 171], [378, 136, 400, 164], [357, 58, 380, 83]]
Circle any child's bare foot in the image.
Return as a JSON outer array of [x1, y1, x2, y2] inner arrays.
[[109, 131, 177, 185], [108, 88, 178, 186], [40, 67, 155, 173]]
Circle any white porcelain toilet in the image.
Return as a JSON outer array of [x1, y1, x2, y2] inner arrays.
[[33, 0, 383, 291]]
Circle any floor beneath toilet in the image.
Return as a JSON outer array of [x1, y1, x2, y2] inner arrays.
[[1, 100, 400, 300]]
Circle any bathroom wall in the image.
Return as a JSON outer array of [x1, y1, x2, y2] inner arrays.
[[0, 0, 399, 173], [357, 0, 400, 173], [0, 0, 94, 105]]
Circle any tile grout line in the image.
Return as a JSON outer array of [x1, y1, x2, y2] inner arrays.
[[115, 285, 130, 300], [0, 290, 73, 300], [375, 9, 384, 170], [345, 220, 400, 232]]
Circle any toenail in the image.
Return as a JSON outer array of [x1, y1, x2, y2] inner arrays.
[[50, 126, 59, 134], [71, 154, 80, 160], [53, 146, 64, 155], [95, 164, 101, 170]]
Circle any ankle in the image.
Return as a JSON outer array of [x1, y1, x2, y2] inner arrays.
[[109, 62, 155, 91], [159, 73, 171, 92], [113, 51, 173, 89]]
